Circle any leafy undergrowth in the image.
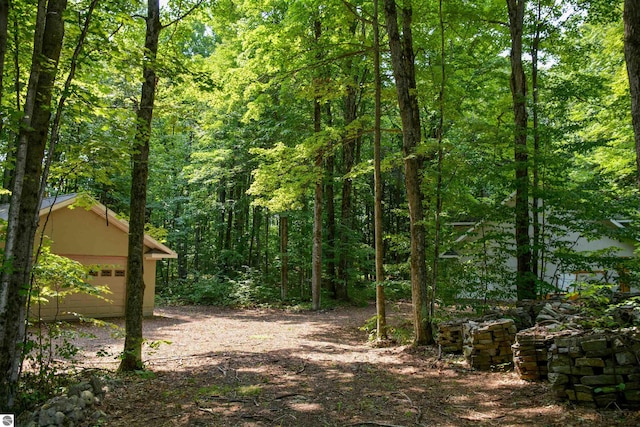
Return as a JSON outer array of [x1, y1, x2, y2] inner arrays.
[[59, 304, 640, 426]]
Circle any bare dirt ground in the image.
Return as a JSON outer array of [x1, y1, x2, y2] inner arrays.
[[62, 303, 640, 426]]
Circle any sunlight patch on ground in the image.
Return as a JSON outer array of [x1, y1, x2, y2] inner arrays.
[[249, 334, 273, 340], [458, 409, 506, 422], [507, 403, 608, 424], [286, 402, 324, 413]]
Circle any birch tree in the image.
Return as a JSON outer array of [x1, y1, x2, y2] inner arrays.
[[0, 0, 68, 410]]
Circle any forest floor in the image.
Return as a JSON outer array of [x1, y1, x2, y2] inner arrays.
[[59, 302, 640, 427]]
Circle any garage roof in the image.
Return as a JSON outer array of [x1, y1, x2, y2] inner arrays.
[[0, 193, 177, 259]]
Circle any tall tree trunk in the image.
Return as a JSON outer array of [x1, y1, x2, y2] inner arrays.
[[507, 0, 534, 300], [383, 0, 432, 345], [217, 188, 226, 249], [531, 0, 541, 281], [311, 18, 323, 311], [337, 21, 359, 302], [0, 0, 67, 410], [176, 200, 188, 280], [280, 214, 288, 299], [119, 0, 161, 372], [325, 103, 338, 298], [233, 180, 246, 256], [431, 0, 446, 319], [373, 0, 386, 340], [249, 205, 260, 267], [0, 0, 10, 203], [0, 0, 8, 134], [254, 207, 261, 268], [624, 0, 640, 194], [225, 200, 233, 251]]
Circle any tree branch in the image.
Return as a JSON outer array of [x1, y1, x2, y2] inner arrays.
[[340, 0, 374, 24], [161, 0, 205, 29], [482, 18, 508, 27]]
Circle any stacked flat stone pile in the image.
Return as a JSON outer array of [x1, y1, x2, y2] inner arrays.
[[512, 327, 575, 381], [512, 328, 553, 381], [463, 318, 517, 370], [436, 319, 466, 353], [548, 329, 640, 408]]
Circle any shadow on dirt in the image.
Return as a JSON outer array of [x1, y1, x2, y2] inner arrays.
[[100, 346, 639, 427], [55, 305, 640, 426]]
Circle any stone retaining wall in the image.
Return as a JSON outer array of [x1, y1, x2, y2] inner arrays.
[[511, 327, 579, 381], [548, 329, 640, 408], [437, 297, 640, 407]]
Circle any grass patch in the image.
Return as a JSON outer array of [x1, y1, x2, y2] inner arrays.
[[197, 384, 234, 397], [237, 384, 262, 396]]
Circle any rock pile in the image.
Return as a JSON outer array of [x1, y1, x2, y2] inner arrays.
[[436, 319, 465, 353], [489, 305, 533, 331], [436, 306, 533, 355], [608, 302, 640, 327], [18, 377, 107, 427], [463, 318, 517, 370], [548, 329, 640, 408], [512, 328, 552, 381], [535, 301, 578, 324], [512, 327, 574, 381]]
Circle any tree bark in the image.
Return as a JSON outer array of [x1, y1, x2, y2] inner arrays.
[[254, 207, 261, 268], [0, 0, 8, 129], [325, 104, 338, 298], [431, 0, 446, 319], [248, 205, 260, 267], [0, 0, 67, 409], [119, 0, 161, 372], [373, 0, 386, 340], [0, 0, 10, 202], [624, 0, 640, 194], [507, 0, 534, 300], [383, 0, 432, 345], [531, 0, 541, 281], [311, 18, 323, 311]]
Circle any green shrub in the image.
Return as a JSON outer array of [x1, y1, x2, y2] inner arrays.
[[16, 243, 113, 412], [360, 315, 413, 344], [158, 268, 282, 308]]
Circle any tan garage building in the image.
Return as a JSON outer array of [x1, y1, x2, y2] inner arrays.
[[0, 193, 177, 320]]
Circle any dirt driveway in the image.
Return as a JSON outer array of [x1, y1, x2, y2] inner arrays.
[[65, 304, 639, 426]]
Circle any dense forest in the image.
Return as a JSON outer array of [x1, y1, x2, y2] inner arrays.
[[1, 0, 640, 412]]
